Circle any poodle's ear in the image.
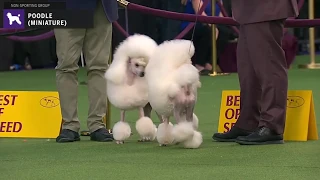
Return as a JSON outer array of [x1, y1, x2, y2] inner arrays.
[[105, 65, 126, 85]]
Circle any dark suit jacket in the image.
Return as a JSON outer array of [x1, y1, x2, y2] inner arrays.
[[52, 0, 118, 22], [231, 0, 299, 24]]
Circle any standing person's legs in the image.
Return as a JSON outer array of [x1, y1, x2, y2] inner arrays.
[[189, 24, 212, 73], [54, 28, 86, 142], [212, 24, 260, 142], [83, 0, 113, 141], [236, 20, 287, 145]]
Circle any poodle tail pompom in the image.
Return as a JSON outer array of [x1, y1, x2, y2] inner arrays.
[[172, 122, 194, 143], [193, 113, 199, 130], [183, 130, 203, 149], [112, 121, 132, 141], [135, 117, 156, 137]]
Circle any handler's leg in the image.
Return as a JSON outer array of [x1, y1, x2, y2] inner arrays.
[[212, 24, 260, 142], [83, 0, 113, 141], [236, 20, 287, 145], [54, 28, 86, 142]]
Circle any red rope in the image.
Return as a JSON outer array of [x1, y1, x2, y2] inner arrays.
[[126, 2, 320, 28]]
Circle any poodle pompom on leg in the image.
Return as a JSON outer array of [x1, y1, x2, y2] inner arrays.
[[112, 110, 131, 144], [136, 117, 157, 142], [136, 107, 156, 142], [156, 120, 174, 146], [183, 130, 203, 149], [172, 121, 194, 143], [112, 121, 132, 144]]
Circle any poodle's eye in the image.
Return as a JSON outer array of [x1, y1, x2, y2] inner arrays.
[[135, 63, 139, 67]]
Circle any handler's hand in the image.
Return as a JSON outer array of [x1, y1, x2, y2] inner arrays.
[[181, 0, 188, 5]]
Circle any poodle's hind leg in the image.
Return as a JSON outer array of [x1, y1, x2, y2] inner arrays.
[[173, 104, 184, 124], [185, 103, 195, 123]]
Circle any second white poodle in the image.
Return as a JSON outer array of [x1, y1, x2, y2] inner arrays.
[[145, 39, 203, 148]]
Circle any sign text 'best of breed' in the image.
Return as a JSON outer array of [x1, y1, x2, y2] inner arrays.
[[0, 91, 62, 138]]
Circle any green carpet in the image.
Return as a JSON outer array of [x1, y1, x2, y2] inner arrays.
[[0, 55, 320, 180]]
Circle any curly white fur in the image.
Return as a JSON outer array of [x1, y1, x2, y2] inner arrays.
[[145, 39, 200, 117], [156, 122, 174, 146], [183, 131, 203, 149], [105, 34, 158, 110], [135, 117, 157, 141], [112, 121, 131, 144], [172, 122, 194, 143], [145, 39, 202, 148]]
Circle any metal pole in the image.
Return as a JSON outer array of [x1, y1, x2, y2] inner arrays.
[[298, 0, 320, 69], [309, 0, 316, 65], [209, 0, 218, 76], [105, 44, 113, 131], [209, 0, 229, 76]]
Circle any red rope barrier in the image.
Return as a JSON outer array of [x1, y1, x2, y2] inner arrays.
[[216, 1, 239, 34], [125, 2, 320, 28], [114, 0, 211, 39], [7, 31, 54, 42], [174, 0, 210, 39]]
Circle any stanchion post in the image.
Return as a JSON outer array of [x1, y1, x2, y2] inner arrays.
[[298, 0, 320, 69], [104, 45, 113, 130], [209, 0, 218, 76], [209, 0, 229, 76]]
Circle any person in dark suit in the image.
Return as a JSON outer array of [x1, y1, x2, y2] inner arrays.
[[213, 0, 299, 145], [54, 0, 118, 143]]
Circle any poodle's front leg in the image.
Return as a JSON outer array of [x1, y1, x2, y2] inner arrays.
[[138, 107, 145, 142], [139, 107, 145, 118], [159, 115, 171, 146], [137, 107, 154, 142], [116, 110, 126, 144], [120, 110, 126, 122]]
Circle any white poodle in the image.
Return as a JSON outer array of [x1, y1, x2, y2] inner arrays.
[[145, 39, 202, 149], [105, 34, 158, 144]]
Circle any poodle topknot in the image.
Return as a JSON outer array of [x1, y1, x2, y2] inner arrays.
[[105, 34, 158, 85]]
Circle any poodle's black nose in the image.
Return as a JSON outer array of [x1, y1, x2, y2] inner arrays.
[[139, 72, 145, 77]]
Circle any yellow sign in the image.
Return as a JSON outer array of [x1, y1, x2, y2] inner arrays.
[[0, 91, 62, 138], [218, 90, 318, 141]]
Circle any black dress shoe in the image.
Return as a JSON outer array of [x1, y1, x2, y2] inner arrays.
[[212, 126, 253, 142], [235, 127, 284, 145], [90, 128, 114, 142], [56, 129, 80, 143]]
